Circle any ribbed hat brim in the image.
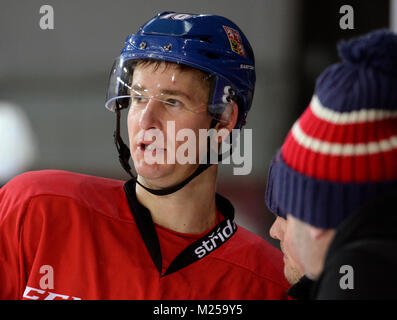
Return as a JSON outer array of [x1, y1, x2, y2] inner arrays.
[[265, 151, 397, 229]]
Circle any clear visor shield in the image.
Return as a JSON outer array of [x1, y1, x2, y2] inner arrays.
[[105, 57, 235, 124]]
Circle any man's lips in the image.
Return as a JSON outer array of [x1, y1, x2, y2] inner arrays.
[[137, 141, 166, 152], [135, 129, 169, 152]]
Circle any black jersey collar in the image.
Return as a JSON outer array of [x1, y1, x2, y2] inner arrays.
[[124, 179, 237, 277]]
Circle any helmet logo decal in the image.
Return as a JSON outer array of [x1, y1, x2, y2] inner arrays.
[[160, 13, 193, 20], [223, 26, 246, 57]]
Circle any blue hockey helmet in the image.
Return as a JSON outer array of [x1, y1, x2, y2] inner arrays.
[[105, 11, 256, 129]]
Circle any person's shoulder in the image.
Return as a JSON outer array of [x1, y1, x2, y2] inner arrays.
[[212, 224, 289, 289], [315, 238, 397, 299], [1, 170, 126, 211]]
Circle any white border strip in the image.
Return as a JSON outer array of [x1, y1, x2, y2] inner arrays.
[[292, 121, 397, 156], [391, 0, 397, 33], [310, 95, 397, 124]]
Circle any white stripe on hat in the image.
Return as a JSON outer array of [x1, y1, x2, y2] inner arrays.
[[310, 95, 397, 124], [291, 121, 397, 156]]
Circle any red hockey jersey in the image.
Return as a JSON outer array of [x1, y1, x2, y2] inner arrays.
[[0, 170, 290, 300]]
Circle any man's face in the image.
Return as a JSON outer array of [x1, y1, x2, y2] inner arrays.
[[287, 214, 335, 280], [127, 62, 213, 188], [269, 216, 304, 284]]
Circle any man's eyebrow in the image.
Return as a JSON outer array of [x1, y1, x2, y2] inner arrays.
[[131, 84, 192, 100], [160, 89, 192, 100], [131, 84, 145, 92]]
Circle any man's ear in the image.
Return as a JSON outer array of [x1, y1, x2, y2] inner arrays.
[[214, 102, 238, 143], [308, 226, 328, 240]]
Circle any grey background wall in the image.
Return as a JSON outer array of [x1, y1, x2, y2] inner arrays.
[[0, 0, 391, 247]]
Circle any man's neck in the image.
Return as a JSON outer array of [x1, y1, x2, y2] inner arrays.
[[135, 166, 218, 234]]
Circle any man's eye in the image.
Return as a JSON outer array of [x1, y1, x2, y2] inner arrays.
[[165, 99, 183, 107], [132, 95, 148, 104]]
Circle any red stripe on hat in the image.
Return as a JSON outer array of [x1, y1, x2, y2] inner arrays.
[[299, 105, 397, 144], [282, 132, 397, 182]]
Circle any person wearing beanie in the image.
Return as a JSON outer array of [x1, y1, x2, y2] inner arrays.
[[269, 215, 313, 299], [265, 29, 397, 299]]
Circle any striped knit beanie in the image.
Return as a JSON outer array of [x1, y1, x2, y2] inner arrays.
[[265, 29, 397, 229]]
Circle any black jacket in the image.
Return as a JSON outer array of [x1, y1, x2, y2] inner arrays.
[[310, 188, 397, 299], [286, 275, 314, 300]]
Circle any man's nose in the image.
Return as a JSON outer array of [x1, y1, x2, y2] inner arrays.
[[269, 217, 285, 241], [138, 98, 162, 130]]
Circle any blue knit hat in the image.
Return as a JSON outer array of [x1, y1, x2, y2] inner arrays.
[[265, 29, 397, 229]]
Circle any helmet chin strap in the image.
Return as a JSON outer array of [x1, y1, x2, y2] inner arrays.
[[113, 107, 231, 196]]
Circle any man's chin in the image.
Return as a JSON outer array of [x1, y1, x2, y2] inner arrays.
[[135, 165, 171, 182], [133, 159, 202, 191], [284, 259, 303, 285]]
